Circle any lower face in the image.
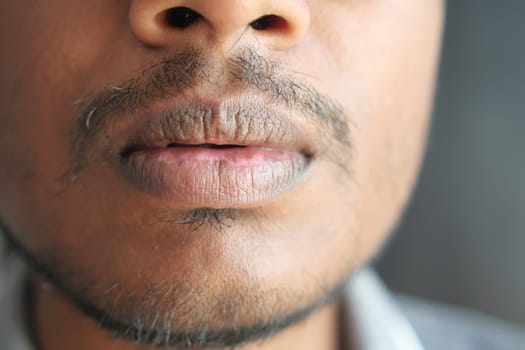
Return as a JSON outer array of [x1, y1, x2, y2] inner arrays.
[[0, 0, 443, 348]]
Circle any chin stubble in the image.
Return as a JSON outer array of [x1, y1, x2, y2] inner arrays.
[[173, 208, 238, 233], [0, 219, 348, 349]]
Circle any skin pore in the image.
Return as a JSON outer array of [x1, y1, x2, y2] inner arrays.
[[0, 1, 444, 350]]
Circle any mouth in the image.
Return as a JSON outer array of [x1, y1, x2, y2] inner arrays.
[[117, 97, 315, 208]]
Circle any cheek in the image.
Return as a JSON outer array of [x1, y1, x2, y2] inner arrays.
[[293, 0, 444, 260], [0, 1, 138, 229], [0, 0, 135, 151]]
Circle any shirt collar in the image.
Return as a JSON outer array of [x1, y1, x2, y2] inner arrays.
[[342, 268, 426, 350]]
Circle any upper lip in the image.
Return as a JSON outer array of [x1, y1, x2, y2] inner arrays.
[[119, 95, 315, 158]]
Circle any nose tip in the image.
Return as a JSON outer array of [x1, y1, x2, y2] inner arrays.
[[129, 0, 310, 50]]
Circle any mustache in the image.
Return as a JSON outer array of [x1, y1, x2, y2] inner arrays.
[[66, 46, 352, 183]]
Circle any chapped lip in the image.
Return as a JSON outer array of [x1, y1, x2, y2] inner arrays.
[[110, 95, 317, 207], [118, 95, 315, 158]]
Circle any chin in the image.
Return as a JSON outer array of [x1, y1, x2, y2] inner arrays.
[[1, 208, 355, 349]]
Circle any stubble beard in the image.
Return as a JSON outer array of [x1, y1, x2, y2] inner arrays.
[[0, 213, 348, 349]]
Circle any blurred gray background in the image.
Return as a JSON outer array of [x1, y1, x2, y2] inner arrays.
[[376, 0, 525, 325]]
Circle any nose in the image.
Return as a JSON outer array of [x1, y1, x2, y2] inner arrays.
[[129, 0, 310, 50]]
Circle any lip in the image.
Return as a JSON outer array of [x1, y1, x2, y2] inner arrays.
[[117, 96, 314, 208]]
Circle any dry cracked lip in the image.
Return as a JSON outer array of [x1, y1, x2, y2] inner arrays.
[[121, 143, 310, 208], [116, 97, 315, 208]]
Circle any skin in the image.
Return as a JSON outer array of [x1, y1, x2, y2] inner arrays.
[[0, 1, 444, 349]]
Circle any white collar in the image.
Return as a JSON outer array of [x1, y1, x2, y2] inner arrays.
[[342, 268, 426, 350]]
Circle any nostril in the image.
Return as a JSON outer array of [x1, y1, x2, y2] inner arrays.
[[164, 7, 202, 29], [250, 15, 287, 31]]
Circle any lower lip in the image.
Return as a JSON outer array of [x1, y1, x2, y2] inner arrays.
[[120, 146, 310, 207]]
